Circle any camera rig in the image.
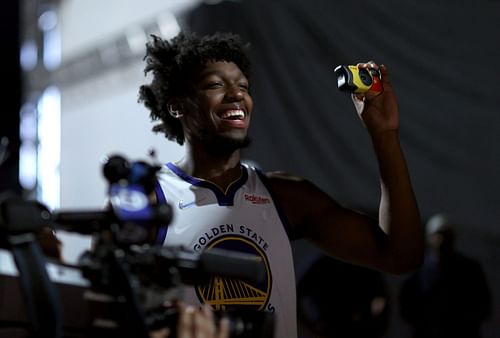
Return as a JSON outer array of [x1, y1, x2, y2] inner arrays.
[[0, 154, 274, 338]]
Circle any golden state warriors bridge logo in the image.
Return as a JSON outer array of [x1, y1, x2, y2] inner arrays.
[[195, 235, 272, 311]]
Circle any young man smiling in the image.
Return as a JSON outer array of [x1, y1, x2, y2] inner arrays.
[[138, 31, 423, 338]]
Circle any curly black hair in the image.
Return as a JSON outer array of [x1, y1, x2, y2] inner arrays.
[[138, 31, 252, 145]]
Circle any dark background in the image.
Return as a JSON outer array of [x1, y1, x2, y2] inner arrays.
[[0, 0, 21, 196], [183, 0, 500, 337]]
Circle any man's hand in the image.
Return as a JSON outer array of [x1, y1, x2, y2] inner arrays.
[[351, 62, 400, 136], [149, 303, 230, 338], [36, 227, 62, 260]]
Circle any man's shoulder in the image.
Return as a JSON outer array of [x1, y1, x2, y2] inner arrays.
[[264, 170, 305, 183], [262, 171, 331, 210]]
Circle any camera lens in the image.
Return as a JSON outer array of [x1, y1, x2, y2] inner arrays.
[[358, 69, 372, 86]]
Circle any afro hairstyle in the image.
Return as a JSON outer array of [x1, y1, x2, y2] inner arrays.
[[138, 31, 251, 145]]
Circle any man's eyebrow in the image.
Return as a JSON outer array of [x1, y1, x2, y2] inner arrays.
[[197, 72, 248, 86], [195, 67, 226, 82], [199, 70, 222, 78], [198, 66, 246, 79]]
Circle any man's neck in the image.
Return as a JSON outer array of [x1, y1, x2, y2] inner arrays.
[[176, 144, 242, 191]]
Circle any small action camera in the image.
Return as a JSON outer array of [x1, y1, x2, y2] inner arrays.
[[334, 65, 382, 93]]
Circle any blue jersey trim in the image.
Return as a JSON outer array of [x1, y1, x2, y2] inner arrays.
[[255, 169, 294, 239], [166, 162, 248, 206], [154, 179, 169, 245]]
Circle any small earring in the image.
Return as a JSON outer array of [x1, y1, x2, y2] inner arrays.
[[169, 109, 184, 118]]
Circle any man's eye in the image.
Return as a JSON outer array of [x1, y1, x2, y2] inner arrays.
[[239, 84, 249, 91], [207, 82, 223, 89]]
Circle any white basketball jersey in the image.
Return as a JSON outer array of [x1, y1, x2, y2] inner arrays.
[[154, 162, 297, 338]]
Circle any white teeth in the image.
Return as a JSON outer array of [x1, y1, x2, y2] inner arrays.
[[220, 109, 244, 119]]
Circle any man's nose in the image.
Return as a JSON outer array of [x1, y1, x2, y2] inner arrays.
[[226, 84, 244, 100]]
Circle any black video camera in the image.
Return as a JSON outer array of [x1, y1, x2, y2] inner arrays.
[[52, 154, 275, 338], [0, 154, 274, 338]]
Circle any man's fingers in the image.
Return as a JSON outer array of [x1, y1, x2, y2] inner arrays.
[[351, 93, 365, 114], [217, 317, 230, 338], [379, 64, 390, 84], [178, 305, 195, 338], [194, 305, 216, 338]]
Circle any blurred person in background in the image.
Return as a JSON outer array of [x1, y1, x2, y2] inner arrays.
[[399, 213, 492, 338], [297, 255, 389, 338]]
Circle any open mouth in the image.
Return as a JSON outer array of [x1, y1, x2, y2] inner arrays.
[[219, 109, 245, 120], [217, 108, 247, 129]]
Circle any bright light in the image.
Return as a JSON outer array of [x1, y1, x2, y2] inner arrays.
[[126, 25, 147, 54], [43, 27, 61, 71], [38, 10, 58, 31], [40, 9, 61, 71], [19, 143, 37, 190], [157, 12, 180, 39], [19, 102, 38, 190], [19, 102, 37, 141], [20, 40, 38, 71], [37, 86, 61, 210]]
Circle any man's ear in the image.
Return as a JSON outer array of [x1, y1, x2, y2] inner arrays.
[[167, 98, 184, 118]]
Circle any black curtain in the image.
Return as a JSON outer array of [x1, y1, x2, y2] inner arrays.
[[0, 0, 21, 195], [182, 1, 500, 336], [184, 0, 500, 241]]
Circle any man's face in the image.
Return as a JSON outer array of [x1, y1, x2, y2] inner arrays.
[[182, 60, 253, 152]]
